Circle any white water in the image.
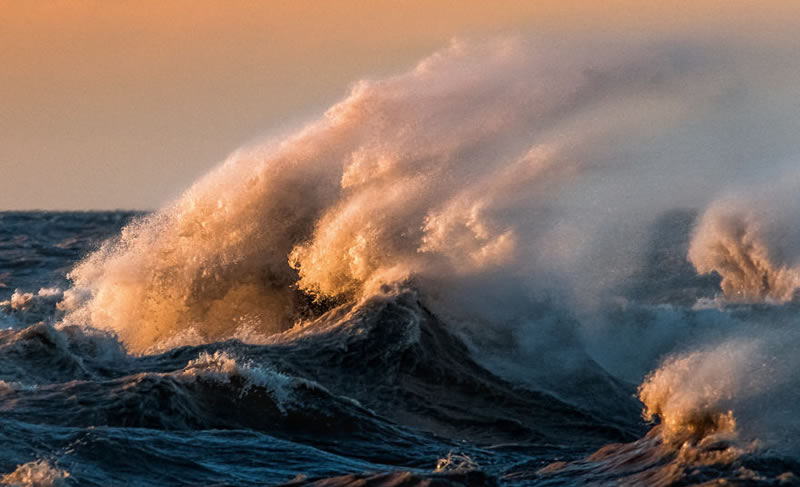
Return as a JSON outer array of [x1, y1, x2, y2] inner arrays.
[[690, 180, 800, 303], [56, 36, 800, 453]]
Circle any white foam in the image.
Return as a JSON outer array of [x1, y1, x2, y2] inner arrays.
[[1, 460, 69, 487], [58, 37, 794, 353], [181, 351, 293, 411]]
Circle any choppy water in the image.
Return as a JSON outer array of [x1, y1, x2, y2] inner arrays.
[[1, 211, 799, 486], [5, 37, 800, 486]]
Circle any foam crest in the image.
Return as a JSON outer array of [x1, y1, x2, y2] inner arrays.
[[0, 288, 64, 327], [638, 342, 749, 442], [638, 333, 800, 452], [60, 38, 730, 352], [182, 351, 293, 408], [1, 460, 69, 487], [57, 33, 800, 362], [689, 189, 800, 303]]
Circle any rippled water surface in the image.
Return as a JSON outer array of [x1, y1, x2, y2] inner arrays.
[[1, 212, 798, 486]]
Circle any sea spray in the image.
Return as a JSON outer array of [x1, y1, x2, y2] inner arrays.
[[57, 38, 764, 353], [689, 182, 800, 304]]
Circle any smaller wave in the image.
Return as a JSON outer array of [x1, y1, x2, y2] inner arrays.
[[638, 343, 750, 444], [180, 350, 296, 412], [1, 460, 69, 487], [515, 328, 800, 484], [689, 188, 800, 304], [637, 330, 800, 455], [0, 321, 125, 384], [2, 288, 62, 313], [0, 288, 64, 329], [524, 424, 792, 486]]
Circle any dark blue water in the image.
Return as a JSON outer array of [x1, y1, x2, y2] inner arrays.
[[0, 212, 798, 486]]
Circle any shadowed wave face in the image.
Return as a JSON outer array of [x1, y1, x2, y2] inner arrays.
[[3, 36, 800, 486]]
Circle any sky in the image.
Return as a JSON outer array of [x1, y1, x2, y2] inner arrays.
[[2, 1, 799, 210]]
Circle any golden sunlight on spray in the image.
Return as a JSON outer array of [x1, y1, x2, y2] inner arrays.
[[638, 341, 764, 445]]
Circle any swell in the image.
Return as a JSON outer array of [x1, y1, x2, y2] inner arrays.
[[0, 290, 651, 484], [0, 292, 641, 450], [512, 424, 800, 486], [4, 212, 800, 483], [260, 293, 641, 445]]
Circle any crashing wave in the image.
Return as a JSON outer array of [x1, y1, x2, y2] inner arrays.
[[56, 38, 740, 353], [181, 350, 295, 409]]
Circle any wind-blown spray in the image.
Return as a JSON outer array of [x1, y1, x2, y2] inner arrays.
[[57, 36, 800, 461], [60, 39, 744, 352]]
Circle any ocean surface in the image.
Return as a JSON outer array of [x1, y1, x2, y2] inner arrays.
[[0, 210, 798, 486], [5, 38, 800, 486]]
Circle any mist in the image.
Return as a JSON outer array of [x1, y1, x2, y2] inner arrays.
[[51, 35, 800, 456]]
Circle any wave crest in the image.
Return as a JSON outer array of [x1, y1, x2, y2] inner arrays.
[[689, 195, 800, 303], [58, 38, 722, 353]]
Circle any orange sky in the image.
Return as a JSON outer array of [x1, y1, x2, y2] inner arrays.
[[2, 1, 799, 209]]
